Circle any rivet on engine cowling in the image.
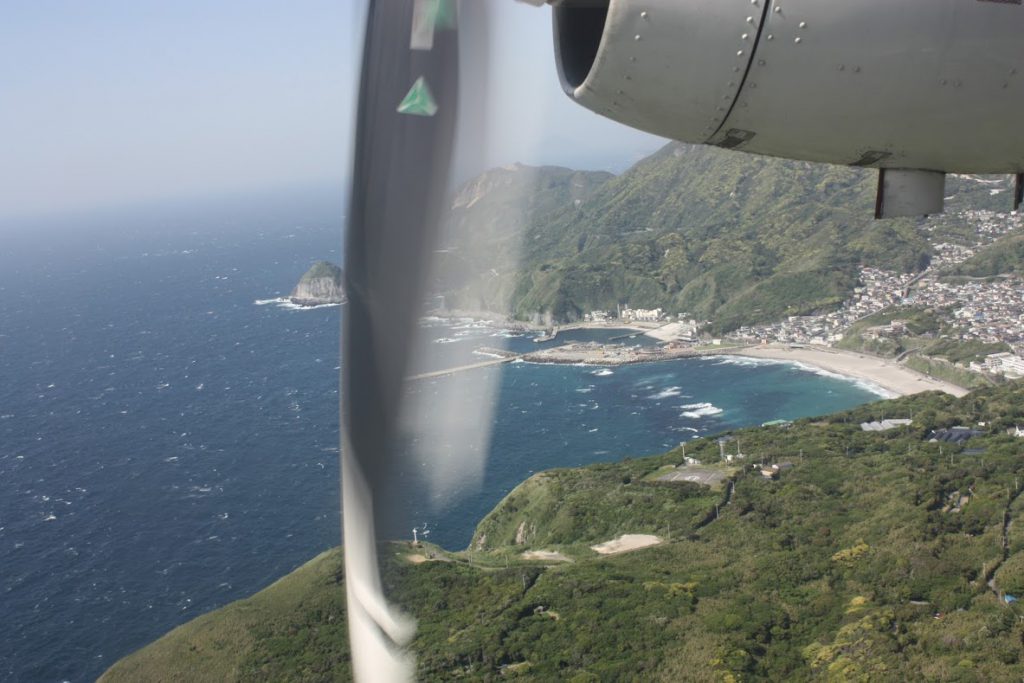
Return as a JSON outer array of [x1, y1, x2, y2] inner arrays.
[[742, 33, 749, 40], [774, 6, 782, 13], [641, 11, 648, 18], [794, 37, 802, 44], [733, 67, 741, 72], [728, 82, 736, 87], [737, 50, 744, 56], [746, 16, 754, 23], [941, 79, 948, 85], [798, 21, 807, 28], [634, 35, 641, 41], [758, 60, 766, 66], [630, 57, 637, 62], [853, 66, 861, 73], [766, 34, 774, 40]]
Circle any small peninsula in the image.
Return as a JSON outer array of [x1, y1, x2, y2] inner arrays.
[[101, 383, 1024, 681], [289, 261, 346, 307]]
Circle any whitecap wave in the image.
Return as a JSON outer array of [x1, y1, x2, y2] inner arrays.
[[591, 369, 614, 377], [680, 402, 724, 419], [648, 386, 683, 400]]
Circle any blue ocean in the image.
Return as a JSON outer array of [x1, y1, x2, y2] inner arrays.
[[0, 198, 884, 682]]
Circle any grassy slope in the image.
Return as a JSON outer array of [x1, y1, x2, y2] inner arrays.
[[99, 549, 351, 682], [951, 233, 1024, 278], [300, 261, 343, 283], [103, 385, 1024, 681]]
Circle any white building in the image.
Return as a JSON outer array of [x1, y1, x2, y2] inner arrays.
[[620, 305, 664, 322]]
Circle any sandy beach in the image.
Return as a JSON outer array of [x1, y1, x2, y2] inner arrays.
[[729, 344, 969, 398]]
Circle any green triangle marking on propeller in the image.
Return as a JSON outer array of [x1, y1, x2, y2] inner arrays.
[[397, 76, 438, 117], [435, 0, 456, 28]]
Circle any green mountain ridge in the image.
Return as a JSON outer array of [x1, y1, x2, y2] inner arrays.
[[440, 143, 933, 332], [103, 383, 1024, 681]]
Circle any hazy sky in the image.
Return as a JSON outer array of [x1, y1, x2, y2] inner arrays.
[[0, 1, 664, 221]]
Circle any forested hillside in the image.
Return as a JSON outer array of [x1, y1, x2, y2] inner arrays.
[[439, 143, 933, 331]]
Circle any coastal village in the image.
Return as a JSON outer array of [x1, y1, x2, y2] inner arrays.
[[533, 205, 1024, 385], [731, 207, 1024, 378]]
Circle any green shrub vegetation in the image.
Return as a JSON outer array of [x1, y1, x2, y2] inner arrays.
[[103, 383, 1024, 681], [300, 261, 343, 283]]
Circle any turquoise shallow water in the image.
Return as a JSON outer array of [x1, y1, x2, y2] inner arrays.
[[0, 211, 882, 681]]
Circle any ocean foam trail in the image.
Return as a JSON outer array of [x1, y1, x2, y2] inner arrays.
[[713, 356, 789, 368], [788, 362, 897, 399], [591, 369, 614, 376], [718, 355, 895, 399], [281, 301, 340, 311], [648, 386, 683, 400], [255, 297, 341, 310]]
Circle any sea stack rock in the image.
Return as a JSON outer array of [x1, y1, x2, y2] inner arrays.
[[289, 261, 346, 307]]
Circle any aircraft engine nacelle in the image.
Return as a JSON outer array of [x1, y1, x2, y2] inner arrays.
[[551, 0, 1024, 216]]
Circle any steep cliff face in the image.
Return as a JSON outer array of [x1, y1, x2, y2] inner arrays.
[[289, 261, 346, 306], [434, 164, 614, 314]]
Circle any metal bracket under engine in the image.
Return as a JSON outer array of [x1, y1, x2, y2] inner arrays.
[[874, 169, 946, 219]]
